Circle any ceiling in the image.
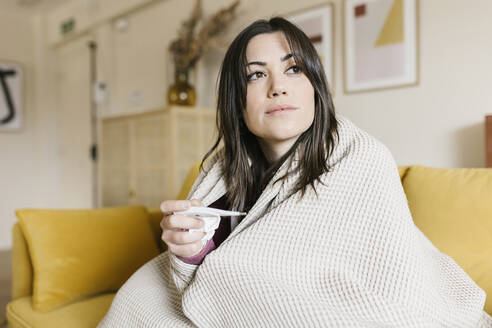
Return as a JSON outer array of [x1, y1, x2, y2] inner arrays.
[[0, 0, 69, 15]]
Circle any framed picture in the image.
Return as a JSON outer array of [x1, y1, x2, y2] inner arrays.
[[286, 3, 334, 90], [344, 0, 418, 93], [0, 61, 23, 131]]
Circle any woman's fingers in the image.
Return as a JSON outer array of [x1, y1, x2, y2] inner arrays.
[[159, 198, 207, 257], [162, 230, 206, 245], [160, 200, 191, 215], [160, 214, 204, 230], [160, 199, 203, 215], [160, 199, 205, 230], [166, 240, 205, 258]]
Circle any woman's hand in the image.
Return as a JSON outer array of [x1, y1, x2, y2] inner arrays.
[[160, 199, 206, 258]]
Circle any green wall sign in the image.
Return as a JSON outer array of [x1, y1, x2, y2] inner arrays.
[[61, 18, 76, 36]]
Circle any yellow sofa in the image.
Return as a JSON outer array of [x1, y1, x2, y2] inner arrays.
[[6, 164, 492, 327]]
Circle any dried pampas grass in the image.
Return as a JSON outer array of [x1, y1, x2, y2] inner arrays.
[[169, 0, 240, 72]]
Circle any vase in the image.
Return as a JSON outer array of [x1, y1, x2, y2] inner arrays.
[[167, 69, 196, 106]]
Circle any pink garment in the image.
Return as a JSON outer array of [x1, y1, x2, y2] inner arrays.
[[177, 238, 216, 265]]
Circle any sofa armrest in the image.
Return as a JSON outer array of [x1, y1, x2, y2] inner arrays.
[[11, 222, 33, 300]]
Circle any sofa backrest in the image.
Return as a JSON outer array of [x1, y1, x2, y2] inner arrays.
[[13, 164, 492, 316], [400, 165, 492, 314]]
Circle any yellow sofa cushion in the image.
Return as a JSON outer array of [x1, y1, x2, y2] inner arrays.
[[11, 223, 33, 300], [402, 165, 492, 313], [7, 293, 114, 328], [398, 165, 410, 181], [15, 206, 160, 312]]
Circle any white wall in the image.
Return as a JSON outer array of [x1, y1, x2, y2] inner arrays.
[[333, 0, 492, 168], [1, 0, 491, 249], [0, 12, 61, 250], [0, 12, 35, 250], [195, 0, 492, 168], [77, 0, 491, 168]]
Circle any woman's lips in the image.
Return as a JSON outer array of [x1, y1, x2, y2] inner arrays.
[[266, 105, 298, 114]]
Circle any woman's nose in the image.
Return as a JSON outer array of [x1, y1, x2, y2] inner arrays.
[[267, 76, 288, 98]]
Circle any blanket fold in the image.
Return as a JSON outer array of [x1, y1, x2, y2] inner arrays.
[[98, 114, 491, 328]]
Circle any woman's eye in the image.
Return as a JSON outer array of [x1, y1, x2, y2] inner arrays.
[[247, 71, 265, 81], [286, 65, 301, 74]]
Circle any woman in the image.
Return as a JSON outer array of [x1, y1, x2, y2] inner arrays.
[[99, 17, 492, 327]]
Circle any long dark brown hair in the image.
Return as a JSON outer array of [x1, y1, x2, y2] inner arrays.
[[202, 17, 339, 213]]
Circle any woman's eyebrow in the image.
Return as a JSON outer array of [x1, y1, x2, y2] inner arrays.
[[246, 53, 294, 67]]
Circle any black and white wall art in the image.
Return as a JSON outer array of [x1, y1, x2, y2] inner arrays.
[[0, 61, 23, 131]]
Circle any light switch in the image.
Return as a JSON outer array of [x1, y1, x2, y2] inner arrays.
[[94, 81, 108, 105]]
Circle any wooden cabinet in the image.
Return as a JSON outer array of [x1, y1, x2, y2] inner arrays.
[[100, 106, 217, 209]]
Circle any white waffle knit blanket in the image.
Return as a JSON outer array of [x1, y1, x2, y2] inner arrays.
[[99, 114, 492, 327]]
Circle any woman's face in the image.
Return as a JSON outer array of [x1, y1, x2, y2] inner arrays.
[[243, 32, 315, 160]]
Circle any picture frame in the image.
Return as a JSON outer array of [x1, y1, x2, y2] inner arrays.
[[0, 60, 23, 131], [285, 3, 335, 91], [343, 0, 419, 93]]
